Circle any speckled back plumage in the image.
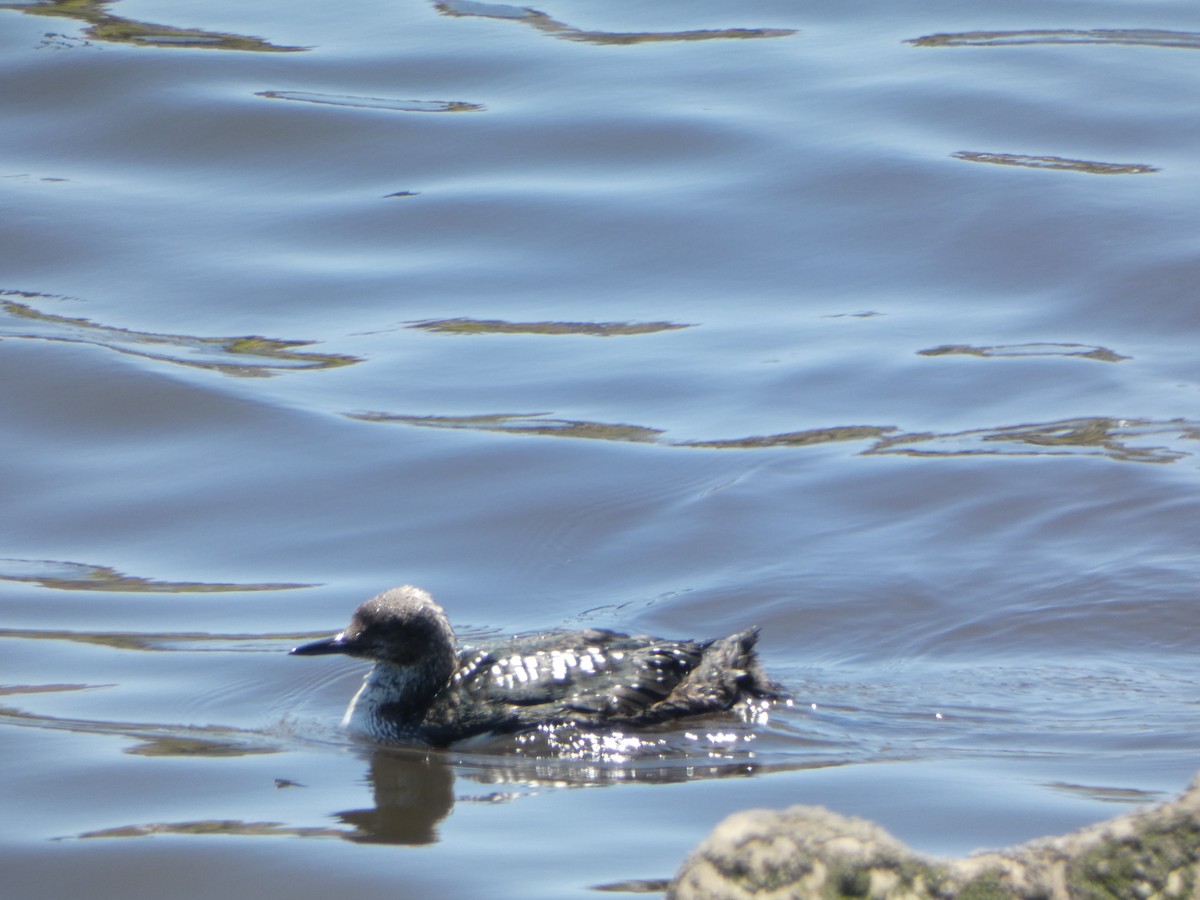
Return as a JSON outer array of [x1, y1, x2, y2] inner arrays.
[[420, 626, 768, 744], [291, 586, 778, 747]]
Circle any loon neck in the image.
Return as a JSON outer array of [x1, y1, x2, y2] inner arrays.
[[343, 659, 448, 740]]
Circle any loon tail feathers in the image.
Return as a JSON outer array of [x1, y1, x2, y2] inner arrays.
[[637, 626, 783, 722]]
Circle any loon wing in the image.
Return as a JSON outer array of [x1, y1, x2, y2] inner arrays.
[[417, 626, 772, 744]]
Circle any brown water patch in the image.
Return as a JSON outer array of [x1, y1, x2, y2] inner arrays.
[[1, 0, 307, 51], [0, 557, 313, 593], [952, 152, 1158, 175], [866, 417, 1200, 464], [409, 317, 692, 337], [256, 92, 484, 113], [435, 0, 795, 45], [918, 343, 1130, 362], [907, 29, 1200, 50], [0, 291, 359, 376]]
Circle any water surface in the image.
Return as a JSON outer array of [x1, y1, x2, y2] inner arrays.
[[3, 0, 1200, 895]]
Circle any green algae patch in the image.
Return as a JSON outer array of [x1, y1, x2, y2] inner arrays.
[[1, 0, 307, 51], [908, 28, 1200, 50], [350, 411, 665, 443], [867, 417, 1200, 464], [919, 342, 1129, 362], [0, 557, 312, 593], [0, 291, 359, 376], [683, 425, 894, 450], [953, 152, 1158, 175], [435, 0, 795, 45], [0, 705, 285, 762], [0, 683, 102, 697], [257, 92, 483, 113], [75, 820, 349, 839], [0, 627, 317, 653], [347, 403, 1200, 466], [351, 410, 893, 451], [409, 317, 693, 337], [126, 736, 280, 758]]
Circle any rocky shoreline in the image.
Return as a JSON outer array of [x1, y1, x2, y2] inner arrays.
[[669, 775, 1200, 898]]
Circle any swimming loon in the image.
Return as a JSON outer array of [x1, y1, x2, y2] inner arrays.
[[290, 585, 777, 746]]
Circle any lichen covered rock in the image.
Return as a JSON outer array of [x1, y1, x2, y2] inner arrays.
[[669, 776, 1200, 899]]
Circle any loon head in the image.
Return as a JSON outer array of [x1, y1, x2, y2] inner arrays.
[[291, 586, 458, 683]]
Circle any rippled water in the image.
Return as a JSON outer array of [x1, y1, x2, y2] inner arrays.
[[4, 0, 1200, 895]]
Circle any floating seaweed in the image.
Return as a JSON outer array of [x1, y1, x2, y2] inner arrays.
[[409, 318, 692, 337], [918, 342, 1130, 362], [681, 426, 895, 450], [348, 411, 666, 443], [0, 703, 284, 759], [348, 409, 1200, 465], [907, 29, 1200, 50], [435, 0, 795, 45], [256, 92, 483, 113], [75, 820, 345, 839], [349, 411, 893, 450], [0, 291, 359, 376], [953, 152, 1158, 176], [1, 0, 307, 51], [0, 625, 313, 653], [866, 417, 1200, 464], [0, 557, 312, 593]]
